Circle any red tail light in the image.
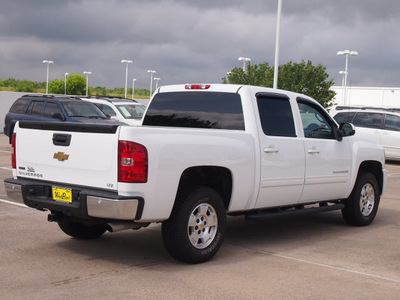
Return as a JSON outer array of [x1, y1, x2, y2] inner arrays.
[[11, 133, 16, 169], [118, 141, 148, 183], [185, 84, 210, 90]]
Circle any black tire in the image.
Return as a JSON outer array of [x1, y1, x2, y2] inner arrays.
[[162, 186, 226, 264], [342, 172, 380, 226], [58, 219, 107, 239]]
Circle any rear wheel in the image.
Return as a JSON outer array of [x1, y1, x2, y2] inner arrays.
[[342, 172, 380, 226], [58, 219, 107, 239], [162, 186, 226, 263]]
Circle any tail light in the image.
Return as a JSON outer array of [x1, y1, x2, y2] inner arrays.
[[118, 141, 148, 183], [11, 133, 16, 169], [185, 84, 210, 90]]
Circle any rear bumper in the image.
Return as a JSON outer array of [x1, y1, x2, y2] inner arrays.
[[4, 178, 144, 221]]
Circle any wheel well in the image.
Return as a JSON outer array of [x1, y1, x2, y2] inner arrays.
[[358, 161, 384, 194], [177, 166, 232, 209]]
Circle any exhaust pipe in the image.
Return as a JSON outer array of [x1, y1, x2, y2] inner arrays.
[[106, 221, 150, 232]]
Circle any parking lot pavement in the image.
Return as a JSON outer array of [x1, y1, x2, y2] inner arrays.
[[1, 133, 399, 299]]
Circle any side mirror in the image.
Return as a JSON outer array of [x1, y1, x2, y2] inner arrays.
[[52, 113, 64, 120], [340, 122, 356, 137]]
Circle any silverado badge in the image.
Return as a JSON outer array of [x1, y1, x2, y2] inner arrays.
[[53, 152, 69, 161]]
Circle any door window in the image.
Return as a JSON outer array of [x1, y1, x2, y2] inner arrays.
[[43, 102, 63, 118], [353, 112, 384, 129], [26, 101, 44, 116], [257, 95, 296, 137], [297, 101, 334, 139], [384, 114, 400, 131]]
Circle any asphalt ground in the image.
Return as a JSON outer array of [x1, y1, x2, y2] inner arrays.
[[0, 133, 399, 299]]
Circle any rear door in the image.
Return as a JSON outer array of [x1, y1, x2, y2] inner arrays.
[[255, 93, 305, 208], [382, 113, 400, 159]]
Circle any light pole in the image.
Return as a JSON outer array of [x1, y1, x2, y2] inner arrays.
[[154, 77, 161, 90], [42, 60, 54, 94], [339, 71, 347, 104], [238, 57, 251, 72], [132, 78, 136, 99], [273, 0, 282, 89], [121, 59, 133, 98], [147, 70, 156, 97], [337, 50, 358, 105], [64, 73, 69, 95], [83, 71, 92, 97]]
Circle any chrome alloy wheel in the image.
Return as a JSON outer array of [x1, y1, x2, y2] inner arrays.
[[360, 183, 375, 217], [188, 203, 218, 249]]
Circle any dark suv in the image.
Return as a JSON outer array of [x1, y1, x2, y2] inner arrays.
[[4, 95, 115, 143]]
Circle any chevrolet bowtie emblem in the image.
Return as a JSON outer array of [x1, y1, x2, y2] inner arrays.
[[53, 152, 69, 161]]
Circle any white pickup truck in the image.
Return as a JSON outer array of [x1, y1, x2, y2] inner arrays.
[[5, 84, 387, 263]]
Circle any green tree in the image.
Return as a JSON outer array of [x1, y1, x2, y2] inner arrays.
[[223, 60, 335, 108], [15, 80, 38, 93], [49, 79, 64, 94], [49, 73, 87, 95]]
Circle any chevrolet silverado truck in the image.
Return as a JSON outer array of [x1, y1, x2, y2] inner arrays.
[[4, 84, 387, 263]]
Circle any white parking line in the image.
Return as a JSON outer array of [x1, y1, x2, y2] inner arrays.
[[0, 166, 12, 170], [233, 245, 400, 284], [0, 150, 11, 153], [0, 198, 28, 208]]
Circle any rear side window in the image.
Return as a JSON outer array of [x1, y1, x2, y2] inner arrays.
[[9, 98, 30, 113], [333, 111, 356, 124], [95, 104, 117, 117], [257, 95, 296, 137], [26, 101, 44, 116], [353, 112, 383, 129], [384, 114, 400, 131], [143, 92, 245, 130]]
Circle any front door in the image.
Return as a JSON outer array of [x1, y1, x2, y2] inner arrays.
[[297, 99, 352, 202]]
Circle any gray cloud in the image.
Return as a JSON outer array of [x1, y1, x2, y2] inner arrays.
[[1, 0, 400, 90]]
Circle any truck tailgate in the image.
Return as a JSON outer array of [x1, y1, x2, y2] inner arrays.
[[15, 121, 120, 191]]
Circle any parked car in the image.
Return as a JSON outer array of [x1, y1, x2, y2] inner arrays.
[[331, 106, 400, 160], [3, 94, 117, 143], [80, 96, 146, 125]]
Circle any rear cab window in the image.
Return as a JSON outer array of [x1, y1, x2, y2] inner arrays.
[[143, 92, 245, 130]]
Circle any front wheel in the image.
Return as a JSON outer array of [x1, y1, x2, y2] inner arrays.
[[162, 186, 226, 264], [342, 172, 380, 226], [58, 219, 107, 239]]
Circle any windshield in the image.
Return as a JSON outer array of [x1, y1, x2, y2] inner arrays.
[[116, 104, 145, 119], [62, 101, 108, 119]]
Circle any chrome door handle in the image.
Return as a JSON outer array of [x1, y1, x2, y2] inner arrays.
[[308, 148, 320, 154], [264, 146, 279, 153]]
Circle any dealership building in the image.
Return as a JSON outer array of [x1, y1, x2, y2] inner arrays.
[[331, 86, 400, 108]]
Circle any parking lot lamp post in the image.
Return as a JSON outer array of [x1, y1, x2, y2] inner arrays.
[[273, 0, 282, 89], [337, 50, 358, 105], [154, 77, 160, 90], [83, 71, 92, 97], [121, 60, 133, 98], [64, 73, 69, 95], [238, 57, 251, 72], [43, 60, 54, 94], [132, 78, 136, 99], [339, 71, 347, 104], [147, 70, 156, 97]]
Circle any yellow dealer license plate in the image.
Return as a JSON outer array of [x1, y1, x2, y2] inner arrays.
[[52, 187, 72, 203]]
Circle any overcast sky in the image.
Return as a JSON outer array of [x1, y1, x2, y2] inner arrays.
[[1, 0, 399, 90]]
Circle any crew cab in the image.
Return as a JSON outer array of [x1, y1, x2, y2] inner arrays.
[[4, 84, 387, 263]]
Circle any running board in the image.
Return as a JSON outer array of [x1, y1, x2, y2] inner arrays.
[[245, 203, 345, 221]]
